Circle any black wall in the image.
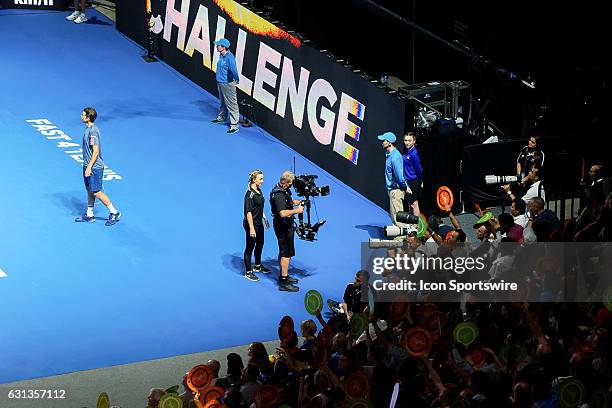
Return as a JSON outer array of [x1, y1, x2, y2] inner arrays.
[[117, 0, 409, 209], [253, 0, 609, 141]]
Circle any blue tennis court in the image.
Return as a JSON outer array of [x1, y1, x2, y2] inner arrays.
[[0, 9, 389, 383]]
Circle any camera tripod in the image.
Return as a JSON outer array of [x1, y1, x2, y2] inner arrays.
[[295, 196, 325, 241]]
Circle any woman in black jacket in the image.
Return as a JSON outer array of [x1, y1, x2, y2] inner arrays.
[[243, 170, 270, 281]]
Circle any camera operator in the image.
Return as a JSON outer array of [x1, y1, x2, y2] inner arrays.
[[503, 165, 545, 204], [270, 171, 303, 292]]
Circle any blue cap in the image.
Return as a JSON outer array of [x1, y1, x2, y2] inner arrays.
[[377, 131, 396, 143], [214, 38, 231, 48]]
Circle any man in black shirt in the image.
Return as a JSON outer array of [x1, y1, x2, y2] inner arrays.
[[341, 270, 369, 320], [326, 270, 369, 329], [270, 171, 304, 292]]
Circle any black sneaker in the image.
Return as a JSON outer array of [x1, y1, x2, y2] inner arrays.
[[286, 275, 299, 283], [211, 118, 225, 124], [75, 215, 95, 222], [253, 265, 271, 274], [279, 279, 299, 292], [227, 127, 239, 134], [244, 271, 259, 282], [105, 212, 121, 226]]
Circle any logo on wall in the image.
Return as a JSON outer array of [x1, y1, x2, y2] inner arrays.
[[159, 0, 365, 164], [13, 0, 54, 4]]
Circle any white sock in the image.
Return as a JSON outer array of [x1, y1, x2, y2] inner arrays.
[[86, 206, 94, 217], [107, 204, 117, 214]]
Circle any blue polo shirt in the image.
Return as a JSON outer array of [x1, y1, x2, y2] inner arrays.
[[216, 51, 240, 83], [82, 124, 104, 170], [402, 146, 423, 181], [385, 147, 407, 191]]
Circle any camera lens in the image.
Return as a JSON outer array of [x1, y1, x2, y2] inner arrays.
[[396, 211, 419, 224]]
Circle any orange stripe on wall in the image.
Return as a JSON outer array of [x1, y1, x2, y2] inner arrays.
[[213, 0, 301, 48]]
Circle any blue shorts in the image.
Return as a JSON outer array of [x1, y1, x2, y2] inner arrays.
[[83, 167, 104, 193]]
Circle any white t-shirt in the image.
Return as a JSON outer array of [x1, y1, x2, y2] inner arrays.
[[522, 180, 545, 203], [514, 213, 529, 228]]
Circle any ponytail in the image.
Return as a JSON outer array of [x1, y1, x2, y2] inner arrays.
[[248, 169, 263, 191]]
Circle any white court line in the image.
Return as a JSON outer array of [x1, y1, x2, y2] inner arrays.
[[0, 267, 7, 278]]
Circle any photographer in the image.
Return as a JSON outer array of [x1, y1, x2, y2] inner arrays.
[[340, 270, 369, 322], [503, 165, 545, 204], [270, 171, 303, 292]]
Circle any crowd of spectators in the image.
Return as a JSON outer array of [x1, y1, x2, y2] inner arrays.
[[132, 162, 612, 408], [138, 295, 611, 407]]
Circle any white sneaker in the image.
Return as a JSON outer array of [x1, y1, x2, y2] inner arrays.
[[74, 13, 88, 24], [66, 11, 80, 21]]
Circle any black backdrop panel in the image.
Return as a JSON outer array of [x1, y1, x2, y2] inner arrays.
[[116, 1, 146, 44], [417, 131, 467, 214], [117, 0, 407, 209], [461, 141, 524, 209], [460, 137, 586, 210]]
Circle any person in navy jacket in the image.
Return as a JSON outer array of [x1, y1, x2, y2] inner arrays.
[[402, 131, 423, 218]]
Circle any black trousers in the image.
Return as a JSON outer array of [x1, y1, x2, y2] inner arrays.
[[243, 221, 264, 271], [403, 178, 422, 207]]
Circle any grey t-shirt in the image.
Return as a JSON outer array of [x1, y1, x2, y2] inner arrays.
[[82, 124, 105, 169]]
